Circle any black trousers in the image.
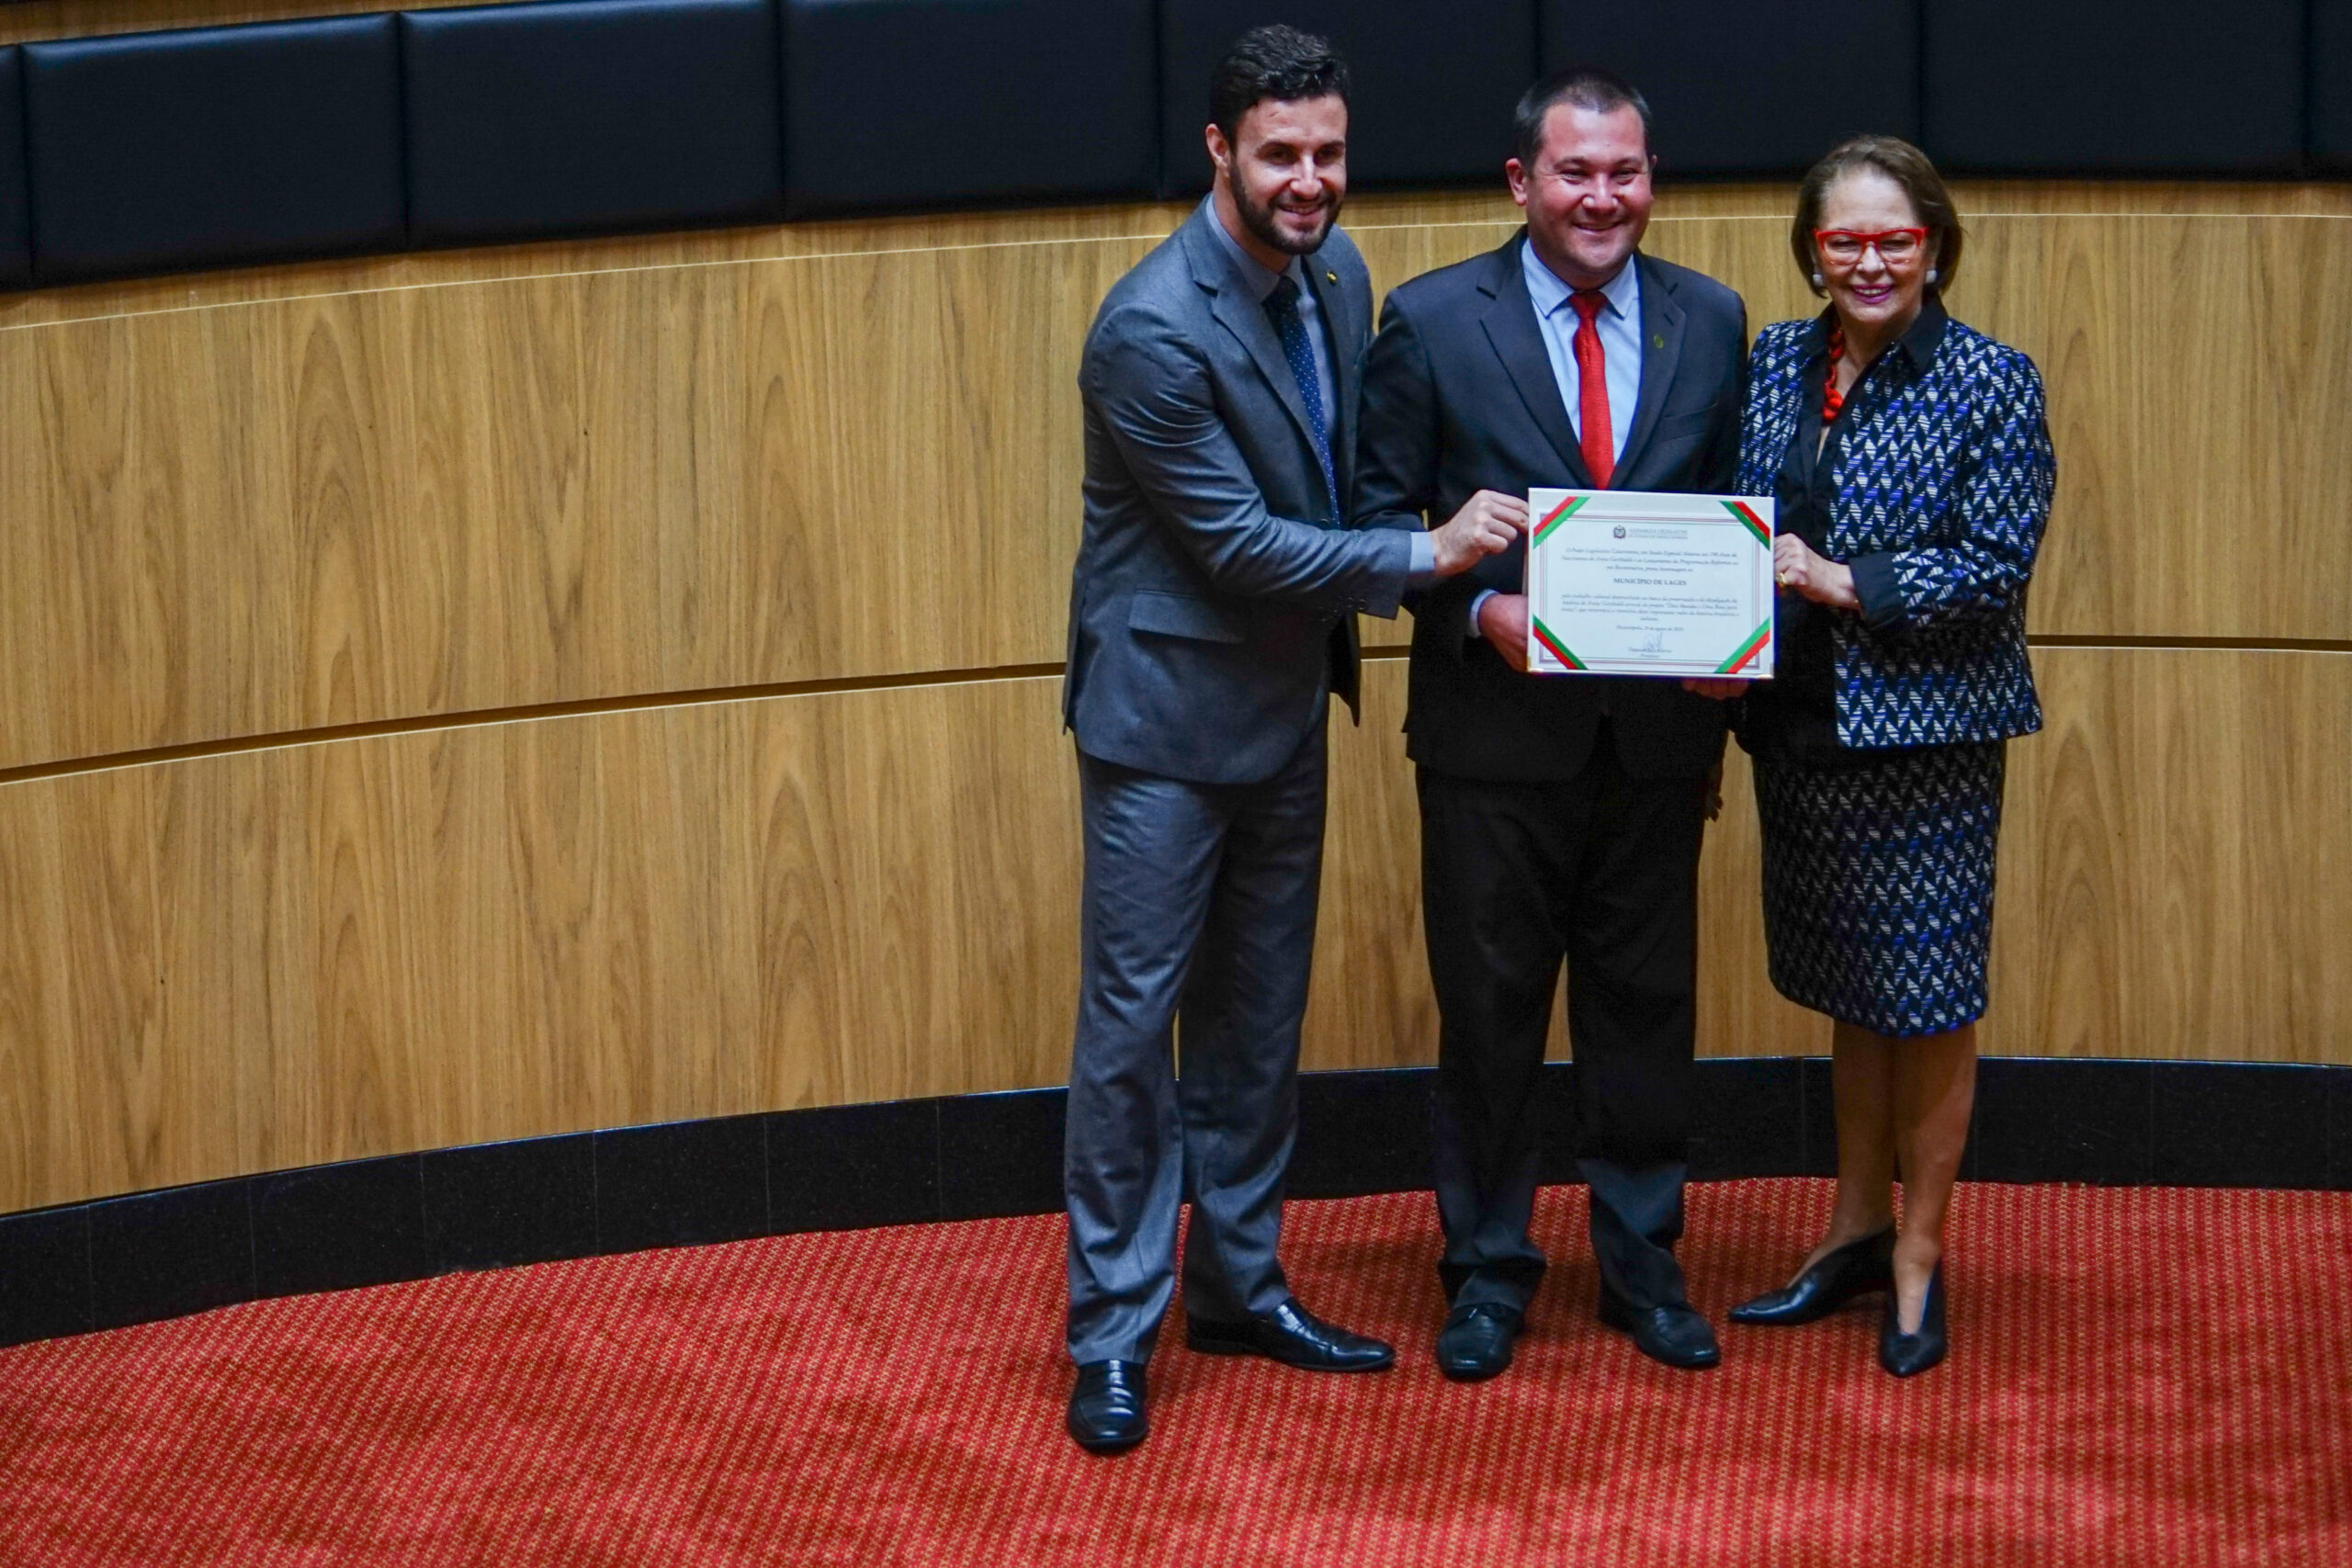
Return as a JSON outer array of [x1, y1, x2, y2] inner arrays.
[[1418, 730, 1708, 1314]]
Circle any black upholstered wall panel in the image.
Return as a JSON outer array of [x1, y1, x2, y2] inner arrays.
[[782, 0, 1157, 217], [23, 17, 404, 284], [1157, 0, 1535, 197], [1541, 1, 1917, 177], [0, 50, 28, 290], [1922, 0, 2304, 175], [403, 0, 784, 248], [2312, 1, 2352, 171]]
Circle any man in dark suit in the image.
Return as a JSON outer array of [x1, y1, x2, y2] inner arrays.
[[1059, 27, 1515, 1455], [1353, 67, 1747, 1379]]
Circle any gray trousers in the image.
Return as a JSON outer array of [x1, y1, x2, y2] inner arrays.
[[1064, 723, 1327, 1366]]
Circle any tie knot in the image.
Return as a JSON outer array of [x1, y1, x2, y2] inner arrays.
[[1570, 289, 1607, 325], [1265, 274, 1301, 317]]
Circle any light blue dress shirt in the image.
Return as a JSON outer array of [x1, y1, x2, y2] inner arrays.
[[1470, 244, 1645, 637], [1204, 197, 1338, 459], [1204, 198, 1438, 583], [1522, 237, 1642, 466]]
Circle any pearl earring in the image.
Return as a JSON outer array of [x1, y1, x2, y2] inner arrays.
[[1927, 267, 1940, 286], [1810, 272, 1823, 288]]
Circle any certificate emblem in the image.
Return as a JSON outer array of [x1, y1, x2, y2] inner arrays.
[[1524, 489, 1776, 679]]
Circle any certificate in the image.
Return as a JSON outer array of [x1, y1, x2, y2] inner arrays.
[[1522, 489, 1776, 679]]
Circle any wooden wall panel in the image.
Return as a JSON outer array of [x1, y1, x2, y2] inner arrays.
[[2, 648, 2341, 1210], [1988, 647, 2352, 1062], [5, 194, 2346, 771], [0, 0, 523, 46], [0, 238, 1135, 769], [0, 677, 1084, 1213], [1, 186, 2347, 1210], [1309, 649, 2352, 1071]]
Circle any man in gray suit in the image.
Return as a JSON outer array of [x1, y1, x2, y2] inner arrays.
[[1059, 26, 1520, 1455]]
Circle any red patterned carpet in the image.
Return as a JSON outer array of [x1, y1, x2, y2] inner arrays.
[[2, 1180, 2346, 1566]]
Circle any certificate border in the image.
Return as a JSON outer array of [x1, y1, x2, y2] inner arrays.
[[1525, 490, 1777, 679]]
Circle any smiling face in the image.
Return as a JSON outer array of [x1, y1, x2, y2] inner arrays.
[[1206, 94, 1348, 268], [1507, 100, 1654, 290], [1814, 166, 1934, 339]]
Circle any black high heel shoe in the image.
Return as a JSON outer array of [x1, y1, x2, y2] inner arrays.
[[1878, 1262, 1947, 1378], [1728, 1228, 1895, 1326]]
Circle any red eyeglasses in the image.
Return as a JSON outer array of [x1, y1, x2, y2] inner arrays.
[[1814, 227, 1928, 266]]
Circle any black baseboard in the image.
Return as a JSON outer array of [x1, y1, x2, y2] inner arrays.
[[4, 1056, 2346, 1348]]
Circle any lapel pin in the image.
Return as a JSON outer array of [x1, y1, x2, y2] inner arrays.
[[1654, 333, 1666, 349], [1327, 271, 1340, 284]]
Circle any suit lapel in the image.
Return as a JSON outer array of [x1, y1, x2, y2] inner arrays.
[[1182, 210, 1321, 468], [1614, 253, 1685, 485], [1480, 234, 1589, 486]]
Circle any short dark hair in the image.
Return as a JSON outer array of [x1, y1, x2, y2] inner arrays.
[[1791, 135, 1964, 296], [1210, 25, 1351, 146], [1511, 65, 1652, 168]]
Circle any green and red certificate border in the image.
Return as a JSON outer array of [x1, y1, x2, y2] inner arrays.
[[1524, 491, 1776, 679]]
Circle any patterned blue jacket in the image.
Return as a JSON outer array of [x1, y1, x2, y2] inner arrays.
[[1737, 303, 2055, 749]]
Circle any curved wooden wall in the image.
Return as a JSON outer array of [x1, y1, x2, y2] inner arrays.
[[0, 180, 2346, 1212]]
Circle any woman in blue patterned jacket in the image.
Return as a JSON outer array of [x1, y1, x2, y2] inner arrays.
[[1702, 137, 2054, 1377]]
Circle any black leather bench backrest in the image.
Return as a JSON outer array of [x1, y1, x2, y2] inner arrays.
[[0, 2, 2344, 293], [0, 49, 27, 290], [2312, 0, 2352, 173], [1922, 0, 2305, 175], [782, 0, 1158, 218], [1541, 0, 1919, 178], [1157, 0, 1536, 197], [403, 0, 785, 249], [23, 16, 405, 285]]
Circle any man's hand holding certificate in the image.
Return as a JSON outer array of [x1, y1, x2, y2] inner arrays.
[[1521, 489, 1777, 681]]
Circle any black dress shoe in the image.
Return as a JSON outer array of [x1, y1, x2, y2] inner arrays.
[[1185, 1297, 1395, 1371], [1598, 1289, 1721, 1371], [1879, 1262, 1948, 1378], [1434, 1302, 1523, 1382], [1067, 1360, 1148, 1454], [1729, 1228, 1895, 1326]]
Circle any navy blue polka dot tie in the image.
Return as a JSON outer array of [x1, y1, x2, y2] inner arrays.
[[1264, 275, 1338, 525]]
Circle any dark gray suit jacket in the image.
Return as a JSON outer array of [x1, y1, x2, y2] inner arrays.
[[1063, 203, 1413, 786], [1354, 234, 1747, 782]]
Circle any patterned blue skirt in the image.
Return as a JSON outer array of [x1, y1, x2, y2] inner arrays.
[[1752, 741, 2007, 1038]]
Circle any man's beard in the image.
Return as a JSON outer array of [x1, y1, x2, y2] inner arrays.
[[1232, 175, 1339, 256]]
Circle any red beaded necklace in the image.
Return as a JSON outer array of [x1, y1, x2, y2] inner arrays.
[[1822, 324, 1848, 421]]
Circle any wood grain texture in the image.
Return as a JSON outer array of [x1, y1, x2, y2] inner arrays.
[[0, 0, 526, 45], [10, 184, 2346, 333], [3, 649, 2342, 1210], [0, 675, 1086, 1212], [2, 182, 2348, 1208], [1986, 647, 2352, 1062], [0, 238, 1134, 769], [1312, 649, 2352, 1069], [6, 189, 2346, 773]]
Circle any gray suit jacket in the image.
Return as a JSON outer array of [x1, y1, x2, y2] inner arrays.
[[1062, 203, 1414, 785]]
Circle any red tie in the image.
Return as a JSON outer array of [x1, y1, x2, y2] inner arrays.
[[1570, 290, 1613, 489]]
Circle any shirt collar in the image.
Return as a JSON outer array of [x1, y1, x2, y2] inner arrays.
[[1802, 291, 1951, 371], [1521, 235, 1640, 322], [1202, 194, 1306, 304]]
